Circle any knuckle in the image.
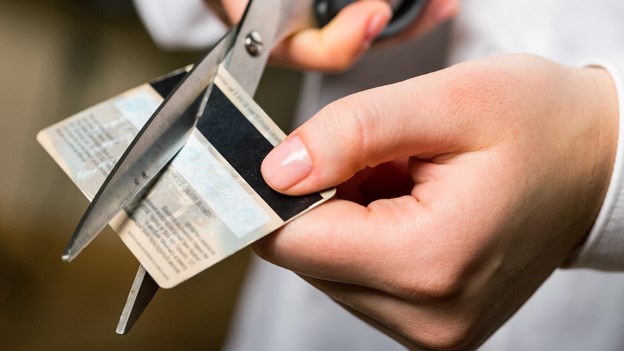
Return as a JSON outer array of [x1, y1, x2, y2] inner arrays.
[[404, 265, 465, 301], [396, 249, 468, 302], [410, 320, 474, 351], [387, 227, 474, 303], [321, 98, 371, 169]]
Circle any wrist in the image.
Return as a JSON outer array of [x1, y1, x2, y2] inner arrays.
[[564, 62, 620, 267]]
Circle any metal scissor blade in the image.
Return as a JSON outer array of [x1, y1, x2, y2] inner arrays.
[[62, 29, 238, 262], [116, 266, 158, 335], [113, 0, 317, 334]]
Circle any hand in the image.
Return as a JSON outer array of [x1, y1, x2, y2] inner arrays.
[[205, 0, 459, 71], [257, 54, 618, 350]]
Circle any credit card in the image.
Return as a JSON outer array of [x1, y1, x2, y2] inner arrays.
[[37, 66, 335, 288]]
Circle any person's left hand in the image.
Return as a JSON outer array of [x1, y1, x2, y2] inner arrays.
[[205, 0, 459, 71], [255, 54, 619, 350]]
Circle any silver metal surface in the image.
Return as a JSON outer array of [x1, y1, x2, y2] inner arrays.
[[244, 30, 264, 57], [225, 0, 315, 94], [115, 0, 320, 334], [62, 0, 318, 263], [48, 0, 322, 334], [116, 265, 158, 335], [62, 29, 237, 262]]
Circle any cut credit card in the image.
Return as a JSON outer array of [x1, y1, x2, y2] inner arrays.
[[37, 66, 335, 288]]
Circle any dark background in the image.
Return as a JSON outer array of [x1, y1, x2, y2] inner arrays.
[[0, 1, 302, 349]]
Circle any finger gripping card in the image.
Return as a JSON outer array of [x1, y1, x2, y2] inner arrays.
[[198, 82, 322, 221]]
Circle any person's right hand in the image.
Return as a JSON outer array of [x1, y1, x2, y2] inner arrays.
[[205, 0, 459, 71]]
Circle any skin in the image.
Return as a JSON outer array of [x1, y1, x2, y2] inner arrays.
[[204, 0, 459, 71], [258, 55, 619, 349], [205, 1, 619, 349]]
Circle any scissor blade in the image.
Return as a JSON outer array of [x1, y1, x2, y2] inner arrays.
[[113, 0, 313, 334], [62, 30, 237, 262], [116, 266, 158, 335]]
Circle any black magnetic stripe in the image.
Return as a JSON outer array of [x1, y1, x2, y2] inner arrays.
[[197, 86, 322, 221], [149, 70, 187, 98]]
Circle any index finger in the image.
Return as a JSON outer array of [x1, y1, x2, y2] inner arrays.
[[253, 195, 427, 289]]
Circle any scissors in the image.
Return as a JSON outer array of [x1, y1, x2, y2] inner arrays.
[[61, 0, 426, 334]]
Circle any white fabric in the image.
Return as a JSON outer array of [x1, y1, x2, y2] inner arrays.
[[573, 58, 624, 269], [133, 0, 624, 349], [133, 0, 226, 50]]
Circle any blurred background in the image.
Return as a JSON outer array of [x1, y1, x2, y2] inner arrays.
[[0, 0, 302, 349]]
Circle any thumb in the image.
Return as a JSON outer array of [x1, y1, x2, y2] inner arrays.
[[261, 76, 466, 195]]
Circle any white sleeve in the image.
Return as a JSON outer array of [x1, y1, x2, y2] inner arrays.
[[567, 58, 624, 270], [133, 0, 227, 50]]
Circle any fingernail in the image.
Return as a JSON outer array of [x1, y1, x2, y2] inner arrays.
[[261, 136, 312, 190], [365, 12, 390, 44]]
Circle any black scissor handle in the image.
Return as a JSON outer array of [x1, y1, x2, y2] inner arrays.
[[314, 0, 426, 40]]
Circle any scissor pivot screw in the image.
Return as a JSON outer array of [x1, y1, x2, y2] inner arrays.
[[245, 30, 264, 57]]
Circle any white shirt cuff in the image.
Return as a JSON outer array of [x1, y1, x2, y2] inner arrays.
[[567, 58, 624, 270]]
